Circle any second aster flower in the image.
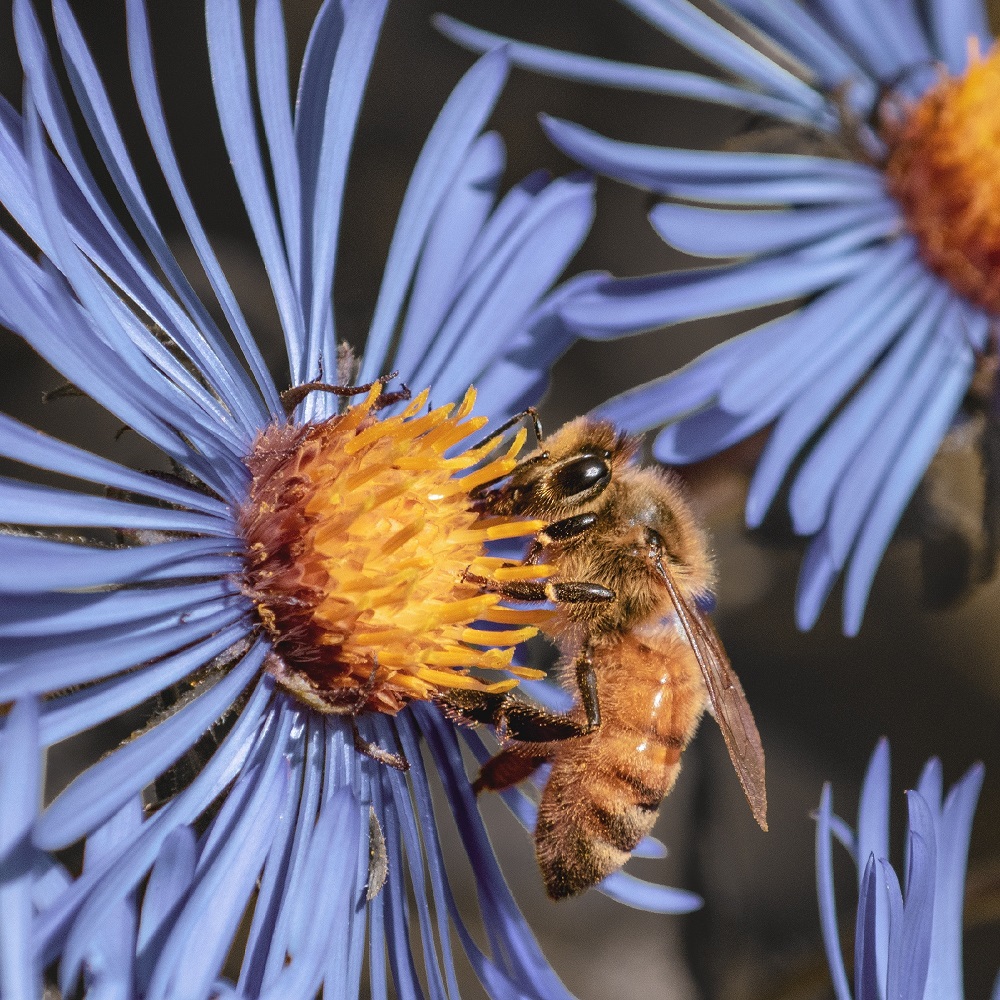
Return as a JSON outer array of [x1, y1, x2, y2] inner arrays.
[[440, 0, 999, 635]]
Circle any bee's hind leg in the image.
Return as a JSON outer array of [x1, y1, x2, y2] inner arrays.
[[436, 667, 599, 744], [473, 747, 550, 794]]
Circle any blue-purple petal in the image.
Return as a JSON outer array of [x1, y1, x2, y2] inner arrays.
[[0, 698, 41, 1000], [0, 535, 241, 594], [435, 14, 817, 122], [358, 48, 510, 388], [34, 640, 267, 850], [815, 783, 852, 1000]]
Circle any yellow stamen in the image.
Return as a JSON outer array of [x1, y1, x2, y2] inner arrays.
[[493, 563, 552, 582]]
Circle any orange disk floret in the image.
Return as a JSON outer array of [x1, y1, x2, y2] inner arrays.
[[883, 39, 1000, 314], [239, 385, 549, 716]]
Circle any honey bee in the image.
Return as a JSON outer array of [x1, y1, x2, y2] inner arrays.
[[440, 416, 767, 899]]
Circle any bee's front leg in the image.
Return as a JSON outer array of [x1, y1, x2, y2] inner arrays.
[[525, 512, 600, 564]]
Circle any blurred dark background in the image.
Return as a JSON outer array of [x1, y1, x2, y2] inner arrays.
[[1, 2, 999, 998]]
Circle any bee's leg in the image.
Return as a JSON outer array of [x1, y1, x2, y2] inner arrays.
[[347, 657, 410, 772], [280, 370, 409, 416], [436, 689, 588, 743], [473, 747, 550, 794], [572, 638, 601, 734], [525, 512, 599, 564], [463, 570, 614, 605]]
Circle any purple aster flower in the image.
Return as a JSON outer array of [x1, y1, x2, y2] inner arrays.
[[438, 0, 1000, 635], [815, 739, 997, 1000], [0, 1, 699, 997]]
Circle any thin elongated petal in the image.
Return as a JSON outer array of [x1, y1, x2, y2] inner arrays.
[[0, 535, 241, 594], [256, 789, 362, 1000], [789, 283, 944, 535], [136, 825, 198, 963], [301, 0, 388, 382], [254, 0, 301, 288], [0, 412, 229, 517], [843, 340, 973, 634], [826, 321, 954, 568], [926, 764, 985, 1000], [145, 757, 291, 1000], [618, 0, 826, 110], [418, 173, 596, 401], [725, 0, 873, 102], [856, 739, 891, 990], [393, 131, 506, 378], [415, 705, 576, 1000], [0, 476, 231, 535], [435, 15, 818, 122], [15, 0, 255, 457], [206, 0, 305, 376], [563, 243, 879, 339], [75, 799, 142, 1000], [542, 115, 882, 194], [254, 721, 328, 992], [745, 266, 931, 526], [887, 796, 935, 1000], [854, 857, 879, 1000], [0, 602, 249, 698], [0, 578, 238, 638], [816, 784, 853, 1000], [22, 92, 248, 482], [650, 200, 900, 259], [0, 699, 41, 1000], [358, 49, 510, 387], [239, 718, 316, 996], [796, 530, 839, 631]]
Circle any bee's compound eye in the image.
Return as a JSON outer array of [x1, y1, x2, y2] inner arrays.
[[552, 453, 611, 499]]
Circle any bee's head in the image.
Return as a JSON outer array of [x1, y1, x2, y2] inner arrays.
[[472, 417, 639, 519]]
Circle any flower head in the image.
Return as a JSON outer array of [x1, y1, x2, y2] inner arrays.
[[0, 0, 700, 996], [815, 740, 994, 1000], [439, 0, 998, 635]]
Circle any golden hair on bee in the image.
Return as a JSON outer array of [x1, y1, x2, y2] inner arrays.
[[442, 415, 767, 900]]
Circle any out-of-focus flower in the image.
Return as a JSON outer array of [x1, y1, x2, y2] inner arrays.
[[0, 1, 698, 996], [439, 0, 999, 635], [815, 739, 996, 1000]]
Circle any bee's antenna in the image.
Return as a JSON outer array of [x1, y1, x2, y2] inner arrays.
[[472, 407, 543, 454]]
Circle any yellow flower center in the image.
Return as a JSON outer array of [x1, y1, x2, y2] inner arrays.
[[239, 384, 549, 715], [883, 39, 1000, 313]]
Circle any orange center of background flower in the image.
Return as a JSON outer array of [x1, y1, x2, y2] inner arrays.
[[240, 385, 550, 715], [883, 40, 1000, 314]]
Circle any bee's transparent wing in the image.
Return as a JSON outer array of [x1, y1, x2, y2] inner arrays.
[[656, 562, 768, 831]]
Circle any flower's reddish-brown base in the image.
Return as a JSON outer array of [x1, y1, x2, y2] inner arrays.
[[239, 385, 549, 715]]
